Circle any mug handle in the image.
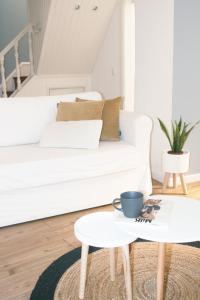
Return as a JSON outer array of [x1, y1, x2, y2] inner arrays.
[[112, 198, 122, 211]]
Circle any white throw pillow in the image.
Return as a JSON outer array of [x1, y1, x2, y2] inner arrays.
[[39, 120, 103, 149]]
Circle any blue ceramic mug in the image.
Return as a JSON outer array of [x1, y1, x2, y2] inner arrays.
[[112, 191, 144, 218]]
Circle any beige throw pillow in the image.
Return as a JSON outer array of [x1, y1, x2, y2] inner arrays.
[[76, 97, 121, 141], [56, 101, 105, 121]]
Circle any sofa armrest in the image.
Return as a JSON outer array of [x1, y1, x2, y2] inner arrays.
[[120, 110, 153, 163]]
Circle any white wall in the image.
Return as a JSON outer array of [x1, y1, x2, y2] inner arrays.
[[0, 0, 28, 50], [0, 0, 29, 77], [28, 0, 51, 72], [173, 0, 200, 175], [16, 74, 91, 97], [91, 4, 121, 99], [134, 0, 174, 181]]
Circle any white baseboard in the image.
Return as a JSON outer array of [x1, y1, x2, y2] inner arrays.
[[185, 173, 200, 183], [152, 171, 200, 185], [152, 171, 163, 183]]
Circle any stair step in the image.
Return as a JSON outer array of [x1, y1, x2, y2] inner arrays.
[[7, 91, 14, 97], [2, 76, 28, 97], [13, 76, 28, 89]]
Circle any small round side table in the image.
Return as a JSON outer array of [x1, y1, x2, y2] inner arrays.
[[74, 212, 137, 300]]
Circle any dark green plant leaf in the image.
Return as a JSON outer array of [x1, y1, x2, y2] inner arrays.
[[158, 118, 172, 150], [158, 118, 200, 153]]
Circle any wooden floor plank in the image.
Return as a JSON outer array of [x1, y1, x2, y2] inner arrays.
[[0, 180, 199, 300]]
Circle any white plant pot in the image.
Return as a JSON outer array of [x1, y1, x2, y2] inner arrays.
[[162, 150, 190, 174]]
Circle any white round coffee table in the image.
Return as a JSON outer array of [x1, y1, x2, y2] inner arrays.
[[74, 212, 137, 300], [118, 195, 200, 300]]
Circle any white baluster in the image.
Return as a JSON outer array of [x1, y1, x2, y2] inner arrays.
[[0, 56, 7, 97], [28, 29, 34, 76], [14, 43, 21, 90]]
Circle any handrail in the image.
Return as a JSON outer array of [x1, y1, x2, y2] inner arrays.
[[0, 23, 32, 58]]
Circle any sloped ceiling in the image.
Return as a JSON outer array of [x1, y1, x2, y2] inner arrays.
[[37, 0, 119, 74]]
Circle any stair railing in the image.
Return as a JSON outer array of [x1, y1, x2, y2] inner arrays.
[[0, 24, 33, 97]]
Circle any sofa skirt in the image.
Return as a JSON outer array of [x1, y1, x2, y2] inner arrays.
[[0, 166, 152, 227]]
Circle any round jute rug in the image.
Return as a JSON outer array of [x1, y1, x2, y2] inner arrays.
[[54, 243, 200, 300]]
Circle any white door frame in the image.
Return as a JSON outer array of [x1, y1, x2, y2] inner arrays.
[[121, 0, 135, 111]]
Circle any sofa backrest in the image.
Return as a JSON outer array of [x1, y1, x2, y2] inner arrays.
[[0, 92, 102, 147]]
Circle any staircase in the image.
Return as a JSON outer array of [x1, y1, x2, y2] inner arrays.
[[0, 0, 119, 97], [0, 24, 34, 97]]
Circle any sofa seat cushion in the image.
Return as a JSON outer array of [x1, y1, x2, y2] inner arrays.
[[0, 141, 143, 192]]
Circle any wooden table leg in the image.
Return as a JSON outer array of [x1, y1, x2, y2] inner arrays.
[[122, 244, 132, 300], [162, 173, 170, 193], [109, 248, 115, 281], [157, 242, 166, 300], [179, 174, 188, 195], [79, 244, 89, 299]]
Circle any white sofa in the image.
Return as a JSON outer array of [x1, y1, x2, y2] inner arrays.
[[0, 92, 153, 227]]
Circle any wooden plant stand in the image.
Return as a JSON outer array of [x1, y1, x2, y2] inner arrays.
[[162, 172, 188, 195]]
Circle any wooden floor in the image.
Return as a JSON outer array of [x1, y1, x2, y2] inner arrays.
[[0, 181, 200, 300]]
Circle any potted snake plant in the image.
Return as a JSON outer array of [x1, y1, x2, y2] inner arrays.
[[158, 117, 200, 174]]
